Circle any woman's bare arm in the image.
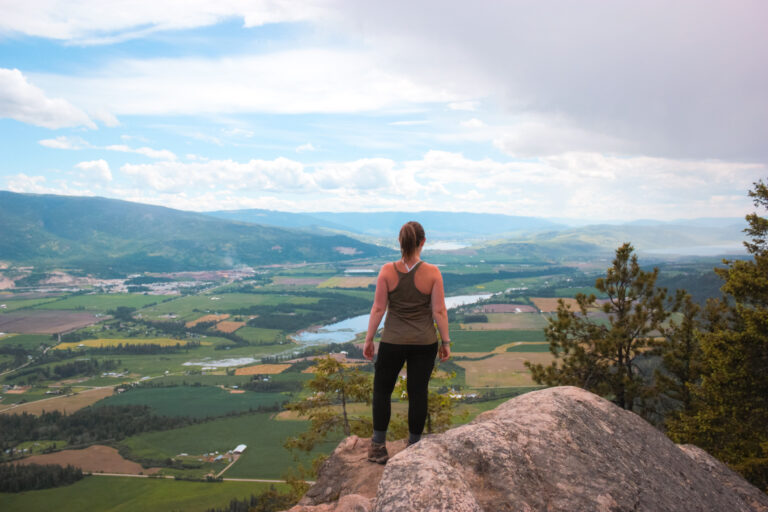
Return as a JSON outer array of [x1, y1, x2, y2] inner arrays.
[[363, 264, 390, 360], [430, 268, 451, 361]]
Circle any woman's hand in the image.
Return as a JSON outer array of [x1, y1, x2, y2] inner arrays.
[[439, 343, 451, 362], [363, 339, 375, 360]]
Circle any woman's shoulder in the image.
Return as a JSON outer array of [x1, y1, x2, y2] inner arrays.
[[379, 261, 398, 276], [418, 261, 442, 276]]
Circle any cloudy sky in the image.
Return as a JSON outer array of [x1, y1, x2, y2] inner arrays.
[[1, 0, 766, 220]]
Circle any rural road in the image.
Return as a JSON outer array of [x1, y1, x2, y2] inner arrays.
[[90, 473, 314, 484]]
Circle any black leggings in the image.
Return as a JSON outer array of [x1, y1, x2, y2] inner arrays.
[[373, 342, 438, 435]]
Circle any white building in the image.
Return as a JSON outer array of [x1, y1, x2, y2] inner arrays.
[[233, 444, 247, 454]]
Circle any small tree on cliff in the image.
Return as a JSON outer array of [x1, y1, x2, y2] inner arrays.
[[668, 179, 768, 489], [282, 355, 373, 499], [527, 243, 670, 412], [284, 356, 373, 454]]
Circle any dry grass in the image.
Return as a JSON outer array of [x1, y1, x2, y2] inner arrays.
[[12, 445, 159, 474], [215, 321, 245, 333], [454, 352, 554, 387], [318, 276, 376, 289], [234, 363, 291, 376], [531, 297, 579, 313], [186, 314, 230, 327], [0, 386, 114, 415]]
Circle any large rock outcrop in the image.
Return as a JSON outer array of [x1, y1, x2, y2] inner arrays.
[[288, 386, 768, 512]]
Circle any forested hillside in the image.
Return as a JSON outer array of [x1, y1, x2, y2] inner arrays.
[[0, 192, 392, 275]]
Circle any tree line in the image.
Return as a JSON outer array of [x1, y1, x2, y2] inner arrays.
[[6, 358, 120, 385], [528, 179, 768, 490], [0, 463, 84, 493], [235, 291, 371, 332], [0, 405, 196, 458], [80, 341, 201, 355], [204, 487, 295, 512]]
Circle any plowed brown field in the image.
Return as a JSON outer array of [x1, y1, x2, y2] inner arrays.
[[11, 445, 159, 474], [531, 297, 579, 313], [0, 386, 114, 415], [216, 321, 245, 333], [186, 314, 230, 327], [0, 311, 102, 334], [234, 363, 291, 375]]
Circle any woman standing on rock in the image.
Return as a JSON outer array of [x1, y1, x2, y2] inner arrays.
[[363, 220, 451, 464]]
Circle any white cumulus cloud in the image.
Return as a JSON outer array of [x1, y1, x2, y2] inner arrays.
[[448, 101, 479, 111], [461, 118, 485, 128], [0, 68, 96, 129], [28, 49, 461, 116], [105, 144, 176, 160], [38, 136, 91, 150], [295, 143, 316, 153], [0, 0, 329, 43], [75, 159, 113, 181], [120, 157, 311, 193]]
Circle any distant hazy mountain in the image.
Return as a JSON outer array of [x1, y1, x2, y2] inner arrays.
[[207, 208, 746, 256], [207, 209, 564, 239], [0, 192, 392, 275], [206, 209, 355, 233], [519, 222, 746, 256]]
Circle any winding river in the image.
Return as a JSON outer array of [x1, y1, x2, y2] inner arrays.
[[292, 293, 493, 346]]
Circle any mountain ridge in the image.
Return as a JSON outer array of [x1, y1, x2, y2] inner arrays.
[[0, 191, 392, 276]]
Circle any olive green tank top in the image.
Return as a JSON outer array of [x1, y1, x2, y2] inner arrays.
[[380, 261, 438, 345]]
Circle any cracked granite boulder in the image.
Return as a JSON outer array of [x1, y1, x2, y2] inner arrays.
[[374, 386, 768, 512], [286, 386, 768, 512]]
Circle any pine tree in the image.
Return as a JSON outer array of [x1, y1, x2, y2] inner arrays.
[[668, 179, 768, 490], [283, 356, 373, 454], [282, 356, 373, 499], [653, 292, 703, 423], [527, 243, 670, 412]]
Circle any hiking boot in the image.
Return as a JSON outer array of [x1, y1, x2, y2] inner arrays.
[[367, 440, 388, 464]]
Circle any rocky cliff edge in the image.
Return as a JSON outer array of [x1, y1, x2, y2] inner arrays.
[[286, 386, 768, 512]]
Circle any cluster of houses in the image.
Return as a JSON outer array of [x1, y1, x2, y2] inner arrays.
[[181, 444, 247, 464]]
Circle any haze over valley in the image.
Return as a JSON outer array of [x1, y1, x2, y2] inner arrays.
[[1, 1, 767, 511]]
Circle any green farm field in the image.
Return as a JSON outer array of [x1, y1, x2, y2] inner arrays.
[[236, 326, 284, 344], [0, 334, 56, 349], [451, 329, 547, 352], [0, 297, 60, 312], [146, 374, 252, 387], [118, 412, 329, 479], [35, 294, 172, 312], [146, 371, 311, 389], [79, 342, 290, 376], [138, 293, 320, 321], [12, 439, 69, 455], [0, 476, 286, 512], [462, 313, 551, 330], [95, 386, 287, 418], [506, 342, 552, 352]]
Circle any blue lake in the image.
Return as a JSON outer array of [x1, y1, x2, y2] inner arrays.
[[292, 293, 493, 346]]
